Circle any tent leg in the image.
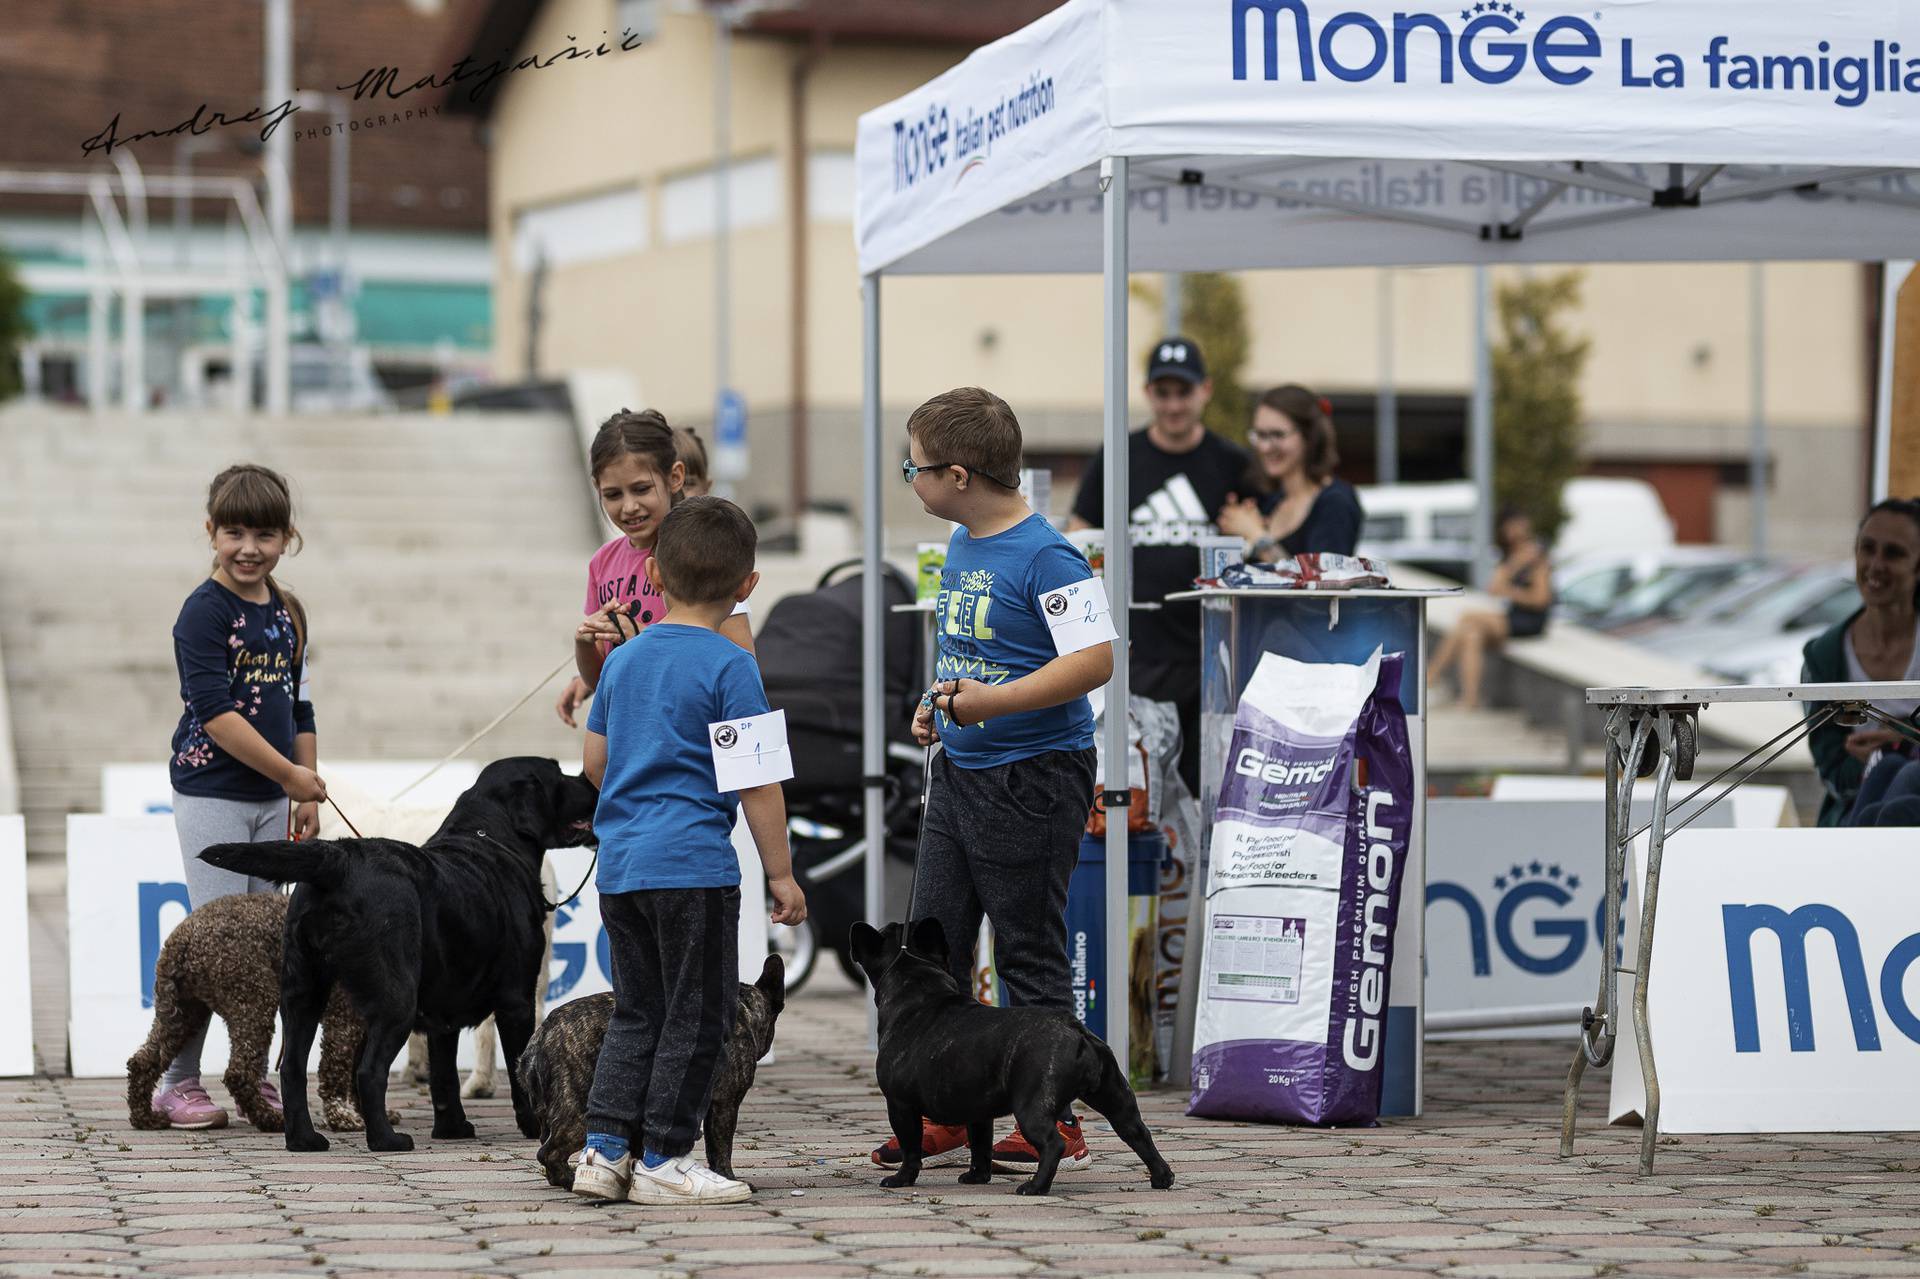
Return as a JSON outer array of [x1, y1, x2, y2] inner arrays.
[[861, 271, 885, 1045], [1749, 263, 1768, 557], [1101, 156, 1132, 1084], [1469, 265, 1494, 587]]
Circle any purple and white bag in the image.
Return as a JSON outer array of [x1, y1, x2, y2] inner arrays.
[[1188, 648, 1412, 1126]]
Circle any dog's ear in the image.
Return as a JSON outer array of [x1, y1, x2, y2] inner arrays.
[[757, 953, 785, 1012], [909, 917, 949, 965], [848, 922, 884, 970]]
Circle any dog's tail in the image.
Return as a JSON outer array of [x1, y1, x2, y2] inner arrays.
[[198, 839, 353, 890]]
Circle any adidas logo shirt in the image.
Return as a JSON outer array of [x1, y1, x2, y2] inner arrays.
[[1070, 426, 1252, 677]]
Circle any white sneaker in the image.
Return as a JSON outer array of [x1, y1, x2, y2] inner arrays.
[[569, 1148, 633, 1201], [627, 1154, 752, 1204]]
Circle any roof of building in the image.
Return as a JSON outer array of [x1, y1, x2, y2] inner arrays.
[[0, 0, 490, 233], [440, 0, 1066, 118]]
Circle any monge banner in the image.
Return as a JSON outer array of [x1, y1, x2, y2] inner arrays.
[[1609, 828, 1920, 1133], [1109, 0, 1920, 166]]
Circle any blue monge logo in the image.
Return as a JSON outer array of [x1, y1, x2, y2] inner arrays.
[[1427, 862, 1614, 978], [1234, 0, 1603, 87], [1722, 904, 1920, 1053]]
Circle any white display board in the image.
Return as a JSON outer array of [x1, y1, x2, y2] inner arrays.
[[67, 816, 771, 1079], [1609, 828, 1920, 1133], [1487, 774, 1798, 831], [1425, 798, 1729, 1037], [101, 760, 481, 819], [0, 816, 33, 1076]]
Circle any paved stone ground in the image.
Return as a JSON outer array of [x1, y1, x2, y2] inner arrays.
[[9, 883, 1920, 1279]]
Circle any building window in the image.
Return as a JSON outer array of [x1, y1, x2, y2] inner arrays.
[[512, 185, 649, 271], [660, 157, 779, 244]]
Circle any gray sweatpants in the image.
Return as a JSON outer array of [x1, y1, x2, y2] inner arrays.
[[160, 790, 290, 1089]]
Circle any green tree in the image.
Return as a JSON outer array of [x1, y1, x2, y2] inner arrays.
[[1132, 273, 1252, 443], [0, 248, 30, 400], [1493, 269, 1590, 543]]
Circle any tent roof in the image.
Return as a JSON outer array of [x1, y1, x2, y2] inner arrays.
[[855, 0, 1920, 274]]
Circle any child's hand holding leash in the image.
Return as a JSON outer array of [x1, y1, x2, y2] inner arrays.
[[911, 688, 942, 745], [927, 679, 993, 730]]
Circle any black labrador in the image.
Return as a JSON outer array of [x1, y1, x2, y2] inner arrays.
[[201, 756, 599, 1152]]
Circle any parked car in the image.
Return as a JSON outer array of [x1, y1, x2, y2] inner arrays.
[[1355, 477, 1673, 583], [1631, 563, 1856, 662], [1551, 547, 1748, 629], [1700, 568, 1862, 685], [1582, 556, 1766, 632]]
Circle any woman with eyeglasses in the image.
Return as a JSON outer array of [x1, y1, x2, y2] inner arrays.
[[1216, 385, 1363, 563]]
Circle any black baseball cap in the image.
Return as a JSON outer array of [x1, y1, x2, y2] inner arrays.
[[1146, 335, 1207, 384]]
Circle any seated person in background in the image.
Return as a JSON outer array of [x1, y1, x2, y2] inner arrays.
[[1216, 385, 1363, 562], [1803, 497, 1920, 825], [1425, 508, 1552, 710], [1842, 752, 1920, 826]]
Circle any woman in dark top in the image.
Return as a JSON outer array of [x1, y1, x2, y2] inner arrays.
[[1801, 497, 1920, 825], [1426, 508, 1553, 709], [1216, 384, 1363, 562]]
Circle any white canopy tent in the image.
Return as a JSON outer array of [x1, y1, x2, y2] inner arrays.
[[853, 0, 1920, 1074]]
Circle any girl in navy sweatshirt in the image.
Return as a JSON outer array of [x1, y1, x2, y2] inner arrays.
[[149, 464, 326, 1130]]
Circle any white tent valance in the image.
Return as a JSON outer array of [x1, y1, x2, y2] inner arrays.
[[856, 0, 1920, 274]]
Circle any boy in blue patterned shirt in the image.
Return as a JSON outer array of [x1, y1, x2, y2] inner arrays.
[[870, 387, 1117, 1177]]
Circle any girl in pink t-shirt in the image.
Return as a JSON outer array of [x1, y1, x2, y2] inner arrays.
[[556, 411, 755, 726]]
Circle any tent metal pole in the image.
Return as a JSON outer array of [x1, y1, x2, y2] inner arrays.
[[1470, 265, 1495, 587], [1873, 261, 1913, 503], [1377, 269, 1398, 484], [1101, 155, 1132, 1082], [1749, 264, 1767, 557], [861, 271, 885, 1044]]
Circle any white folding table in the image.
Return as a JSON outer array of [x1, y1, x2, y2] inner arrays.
[[1559, 680, 1920, 1175]]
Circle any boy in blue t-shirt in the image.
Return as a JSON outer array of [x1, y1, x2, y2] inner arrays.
[[871, 387, 1117, 1177], [574, 496, 807, 1206]]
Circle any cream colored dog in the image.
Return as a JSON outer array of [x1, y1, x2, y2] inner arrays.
[[315, 772, 559, 1098]]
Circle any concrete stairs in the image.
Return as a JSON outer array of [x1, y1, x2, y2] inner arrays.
[[0, 405, 601, 858]]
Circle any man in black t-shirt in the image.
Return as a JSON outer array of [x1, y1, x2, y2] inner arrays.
[[1069, 336, 1251, 794]]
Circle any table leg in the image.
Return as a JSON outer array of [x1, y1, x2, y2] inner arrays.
[[1561, 707, 1652, 1157], [1632, 711, 1680, 1176]]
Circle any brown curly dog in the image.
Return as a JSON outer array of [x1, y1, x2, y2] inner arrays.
[[126, 892, 391, 1133]]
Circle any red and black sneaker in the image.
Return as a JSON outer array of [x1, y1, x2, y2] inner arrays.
[[989, 1116, 1092, 1174], [870, 1121, 972, 1169]]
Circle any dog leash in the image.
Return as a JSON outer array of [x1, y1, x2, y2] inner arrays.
[[471, 828, 597, 914], [325, 795, 363, 838], [388, 656, 576, 803]]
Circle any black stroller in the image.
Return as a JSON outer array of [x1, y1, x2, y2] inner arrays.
[[758, 558, 927, 990]]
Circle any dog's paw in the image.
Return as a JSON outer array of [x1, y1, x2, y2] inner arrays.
[[286, 1130, 330, 1153], [514, 1112, 540, 1141], [1015, 1180, 1048, 1196], [369, 1131, 414, 1153], [459, 1077, 495, 1100], [129, 1107, 170, 1132], [250, 1109, 286, 1134], [957, 1169, 991, 1185], [878, 1171, 918, 1189], [431, 1118, 477, 1141], [1150, 1167, 1176, 1190]]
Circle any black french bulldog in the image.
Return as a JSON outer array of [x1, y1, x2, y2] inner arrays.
[[850, 918, 1176, 1196]]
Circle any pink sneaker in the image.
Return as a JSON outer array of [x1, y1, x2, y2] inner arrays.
[[256, 1079, 282, 1115], [150, 1077, 229, 1130]]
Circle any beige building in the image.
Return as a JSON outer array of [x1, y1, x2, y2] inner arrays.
[[452, 0, 1879, 556]]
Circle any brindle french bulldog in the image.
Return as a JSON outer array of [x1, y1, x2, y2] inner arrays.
[[518, 954, 785, 1187]]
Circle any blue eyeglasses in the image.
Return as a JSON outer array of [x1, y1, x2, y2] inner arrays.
[[901, 458, 956, 483], [900, 458, 1019, 488]]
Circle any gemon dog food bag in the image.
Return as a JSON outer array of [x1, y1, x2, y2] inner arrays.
[[1188, 647, 1412, 1126]]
